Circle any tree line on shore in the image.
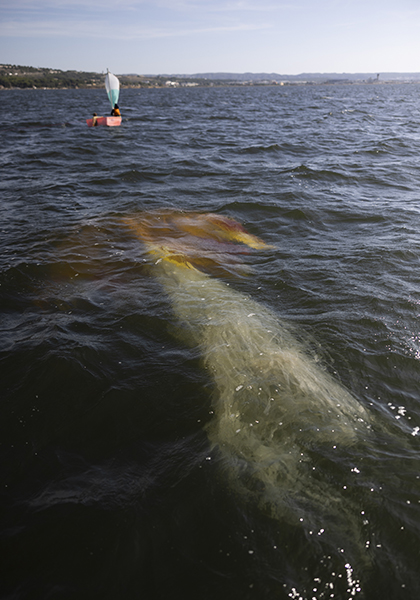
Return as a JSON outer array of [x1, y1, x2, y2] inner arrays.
[[0, 65, 106, 89], [0, 64, 217, 89], [0, 64, 184, 89]]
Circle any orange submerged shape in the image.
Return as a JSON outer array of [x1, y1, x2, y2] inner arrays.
[[124, 210, 271, 275]]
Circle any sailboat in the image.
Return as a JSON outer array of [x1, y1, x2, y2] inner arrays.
[[86, 69, 122, 127]]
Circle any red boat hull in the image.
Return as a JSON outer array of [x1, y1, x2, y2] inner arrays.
[[86, 116, 122, 127]]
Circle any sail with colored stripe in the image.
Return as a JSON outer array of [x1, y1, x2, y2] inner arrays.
[[105, 70, 120, 109]]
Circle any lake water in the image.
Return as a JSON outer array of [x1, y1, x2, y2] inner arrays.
[[1, 83, 420, 600]]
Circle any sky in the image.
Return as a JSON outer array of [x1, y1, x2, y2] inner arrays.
[[1, 0, 420, 75]]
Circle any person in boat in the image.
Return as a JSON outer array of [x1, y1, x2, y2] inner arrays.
[[111, 103, 121, 117], [92, 113, 98, 126]]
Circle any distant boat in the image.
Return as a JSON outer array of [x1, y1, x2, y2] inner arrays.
[[86, 70, 122, 127], [86, 115, 121, 127]]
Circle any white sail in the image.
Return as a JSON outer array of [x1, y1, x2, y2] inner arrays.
[[105, 70, 120, 109]]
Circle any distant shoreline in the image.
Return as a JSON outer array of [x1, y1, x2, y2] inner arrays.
[[2, 64, 420, 90], [2, 80, 420, 92]]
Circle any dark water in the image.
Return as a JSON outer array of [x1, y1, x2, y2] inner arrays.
[[1, 84, 420, 600]]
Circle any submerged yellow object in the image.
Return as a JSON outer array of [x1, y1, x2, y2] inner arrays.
[[124, 209, 372, 571], [124, 210, 272, 274]]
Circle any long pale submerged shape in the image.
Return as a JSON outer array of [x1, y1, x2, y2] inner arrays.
[[105, 70, 119, 108], [125, 211, 372, 570]]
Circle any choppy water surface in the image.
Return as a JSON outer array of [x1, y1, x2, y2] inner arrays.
[[1, 84, 420, 600]]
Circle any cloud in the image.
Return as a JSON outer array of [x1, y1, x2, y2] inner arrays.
[[0, 17, 271, 40], [2, 0, 292, 9], [0, 0, 296, 41], [0, 0, 287, 42]]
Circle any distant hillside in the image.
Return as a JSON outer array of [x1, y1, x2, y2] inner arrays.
[[2, 64, 420, 89], [0, 65, 165, 89], [0, 64, 105, 89], [174, 72, 420, 83]]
